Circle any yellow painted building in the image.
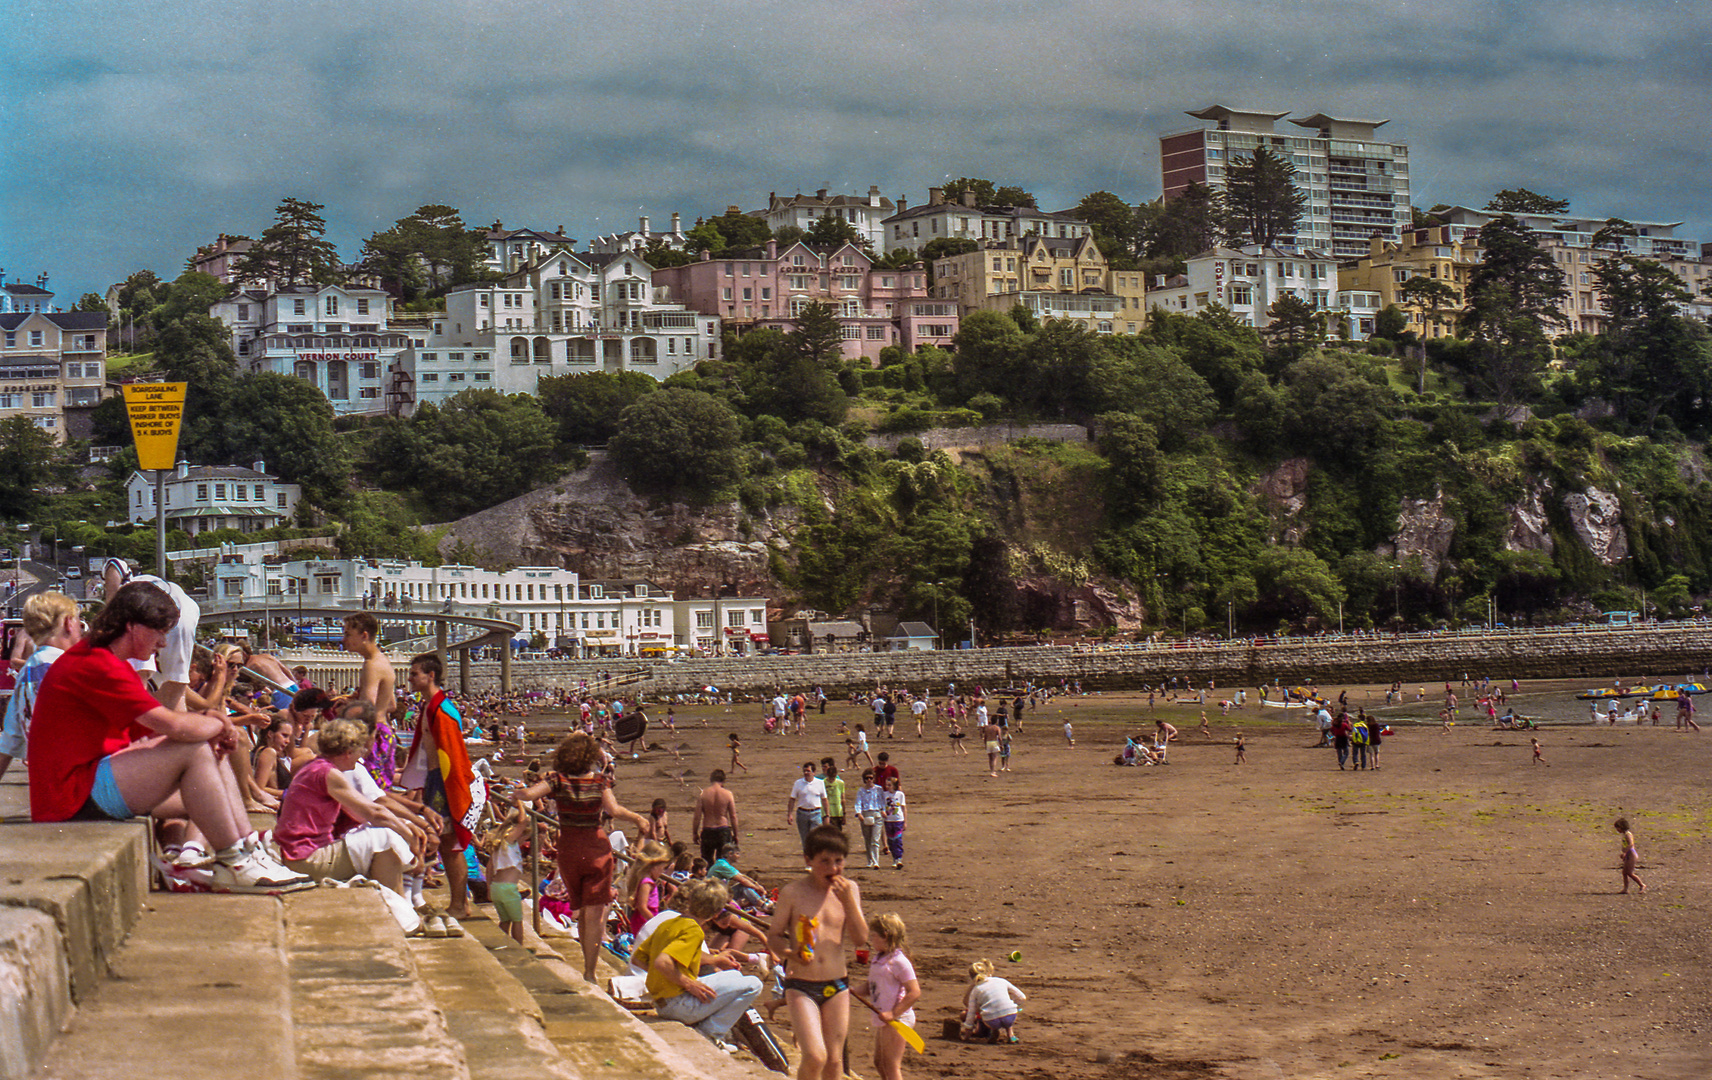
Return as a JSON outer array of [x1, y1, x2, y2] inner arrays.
[[1337, 225, 1481, 339], [932, 236, 1149, 333]]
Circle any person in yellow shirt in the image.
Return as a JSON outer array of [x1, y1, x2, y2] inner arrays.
[[632, 878, 763, 1047]]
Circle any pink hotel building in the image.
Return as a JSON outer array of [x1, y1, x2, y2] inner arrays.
[[650, 240, 958, 363]]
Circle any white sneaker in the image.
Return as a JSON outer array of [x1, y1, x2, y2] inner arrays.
[[171, 845, 214, 869], [209, 849, 315, 894]]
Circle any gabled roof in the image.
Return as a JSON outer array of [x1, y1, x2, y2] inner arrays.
[[3, 283, 52, 296], [487, 227, 575, 245], [889, 621, 937, 638], [763, 191, 894, 213], [0, 311, 107, 331]]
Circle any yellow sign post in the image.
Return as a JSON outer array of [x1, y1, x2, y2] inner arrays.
[[120, 382, 188, 581], [121, 382, 188, 471]]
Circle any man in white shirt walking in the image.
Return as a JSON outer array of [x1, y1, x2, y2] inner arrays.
[[784, 761, 826, 846]]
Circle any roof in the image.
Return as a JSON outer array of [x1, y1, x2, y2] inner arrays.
[[806, 620, 866, 638], [763, 191, 895, 213], [880, 202, 1088, 226], [1289, 113, 1389, 130], [889, 621, 937, 638], [487, 227, 575, 245], [129, 465, 279, 483], [1187, 105, 1289, 123], [0, 311, 107, 331], [164, 506, 283, 518], [3, 283, 52, 296]]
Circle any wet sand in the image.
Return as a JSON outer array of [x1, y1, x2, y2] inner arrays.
[[503, 679, 1712, 1079]]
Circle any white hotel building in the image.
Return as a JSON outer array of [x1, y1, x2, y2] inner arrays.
[[1162, 106, 1412, 260], [210, 284, 415, 414], [210, 556, 770, 657], [389, 248, 718, 416]]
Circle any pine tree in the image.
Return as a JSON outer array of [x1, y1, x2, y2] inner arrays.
[[1461, 214, 1567, 404], [1225, 148, 1307, 248], [234, 197, 344, 286]]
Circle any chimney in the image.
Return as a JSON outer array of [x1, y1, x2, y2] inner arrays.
[[639, 216, 650, 235], [556, 225, 564, 235], [961, 191, 976, 208], [817, 188, 828, 199], [868, 184, 881, 206], [700, 249, 711, 261], [766, 240, 777, 259], [928, 187, 945, 206], [253, 460, 266, 474], [671, 212, 681, 233], [897, 196, 908, 212], [176, 460, 189, 479], [726, 205, 740, 216]]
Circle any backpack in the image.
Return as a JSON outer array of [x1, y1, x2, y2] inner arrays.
[[1351, 722, 1369, 745]]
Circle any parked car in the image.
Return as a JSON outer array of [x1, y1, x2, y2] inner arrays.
[[62, 566, 82, 580]]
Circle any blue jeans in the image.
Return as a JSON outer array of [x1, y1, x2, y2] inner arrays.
[[655, 970, 763, 1040]]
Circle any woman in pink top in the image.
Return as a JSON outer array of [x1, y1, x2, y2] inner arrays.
[[860, 912, 921, 1080], [275, 717, 424, 898]]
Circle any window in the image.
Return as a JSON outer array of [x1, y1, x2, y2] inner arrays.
[[293, 299, 307, 315], [1230, 286, 1253, 305], [214, 483, 226, 499], [750, 609, 764, 624], [197, 484, 209, 500], [29, 331, 43, 347], [237, 303, 250, 320], [448, 372, 465, 382], [761, 287, 772, 301], [0, 394, 17, 409], [2, 332, 12, 348], [479, 294, 489, 307], [866, 326, 885, 339], [473, 372, 491, 382], [722, 287, 732, 301], [696, 611, 714, 628], [840, 326, 861, 339], [360, 362, 379, 379], [421, 373, 439, 382], [233, 484, 245, 501]]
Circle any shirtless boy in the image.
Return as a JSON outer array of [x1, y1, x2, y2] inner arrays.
[[693, 769, 739, 865], [768, 825, 868, 1080], [341, 613, 395, 730]]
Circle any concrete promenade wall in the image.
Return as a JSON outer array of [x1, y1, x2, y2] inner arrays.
[[286, 625, 1712, 697]]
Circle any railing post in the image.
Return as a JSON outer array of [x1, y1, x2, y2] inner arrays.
[[530, 814, 541, 937]]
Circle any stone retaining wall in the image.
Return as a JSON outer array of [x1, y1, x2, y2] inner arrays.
[[286, 626, 1710, 697]]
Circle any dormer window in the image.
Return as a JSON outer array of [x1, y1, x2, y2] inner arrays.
[[589, 584, 604, 599], [634, 584, 647, 598]]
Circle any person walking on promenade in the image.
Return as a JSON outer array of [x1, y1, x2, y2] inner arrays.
[[855, 769, 885, 868]]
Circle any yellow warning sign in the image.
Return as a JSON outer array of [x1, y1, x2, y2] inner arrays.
[[121, 382, 188, 471]]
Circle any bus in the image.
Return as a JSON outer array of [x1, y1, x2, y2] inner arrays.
[[1602, 610, 1642, 626]]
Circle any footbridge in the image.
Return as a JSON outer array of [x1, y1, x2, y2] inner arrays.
[[198, 605, 524, 694]]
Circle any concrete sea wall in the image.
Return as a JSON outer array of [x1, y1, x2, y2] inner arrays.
[[288, 624, 1712, 697]]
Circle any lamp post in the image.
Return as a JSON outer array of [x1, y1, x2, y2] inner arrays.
[[1227, 599, 1234, 640], [930, 580, 945, 651]]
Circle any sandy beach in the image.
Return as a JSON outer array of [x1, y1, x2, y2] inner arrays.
[[504, 679, 1712, 1079]]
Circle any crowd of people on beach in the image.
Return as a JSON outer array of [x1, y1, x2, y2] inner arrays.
[[16, 577, 1702, 1078]]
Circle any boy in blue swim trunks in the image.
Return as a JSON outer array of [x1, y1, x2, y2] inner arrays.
[[768, 824, 869, 1080]]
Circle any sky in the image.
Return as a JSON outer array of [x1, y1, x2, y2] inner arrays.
[[4, 0, 1710, 304]]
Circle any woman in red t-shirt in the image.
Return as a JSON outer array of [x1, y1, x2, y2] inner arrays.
[[28, 582, 311, 894]]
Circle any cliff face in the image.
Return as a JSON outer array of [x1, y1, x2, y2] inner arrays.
[[436, 439, 1688, 628], [435, 453, 783, 599]]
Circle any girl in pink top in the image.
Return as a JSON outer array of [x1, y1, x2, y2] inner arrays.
[[860, 912, 921, 1080]]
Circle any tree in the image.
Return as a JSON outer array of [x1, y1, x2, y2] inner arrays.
[[375, 391, 562, 519], [640, 239, 693, 268], [0, 416, 56, 520], [537, 370, 658, 445], [362, 204, 490, 300], [805, 212, 864, 249], [1075, 191, 1139, 269], [1224, 148, 1306, 248], [772, 225, 806, 246], [609, 388, 745, 497], [219, 373, 350, 503], [708, 209, 771, 250], [1485, 189, 1569, 215], [1397, 276, 1461, 391], [1098, 339, 1217, 445], [1250, 546, 1346, 623], [787, 301, 846, 369], [941, 178, 997, 205], [74, 293, 108, 313], [155, 314, 238, 461], [685, 220, 726, 254], [1141, 185, 1234, 260], [152, 271, 231, 330], [950, 309, 1027, 401], [994, 186, 1036, 208], [1582, 255, 1712, 432], [1262, 293, 1326, 365], [233, 197, 344, 286], [1461, 214, 1567, 404]]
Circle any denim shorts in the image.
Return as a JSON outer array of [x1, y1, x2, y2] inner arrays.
[[78, 756, 136, 821]]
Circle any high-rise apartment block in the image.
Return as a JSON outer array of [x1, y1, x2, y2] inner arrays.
[[1161, 105, 1411, 259]]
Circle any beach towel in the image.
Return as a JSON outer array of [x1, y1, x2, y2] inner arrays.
[[406, 690, 485, 847]]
